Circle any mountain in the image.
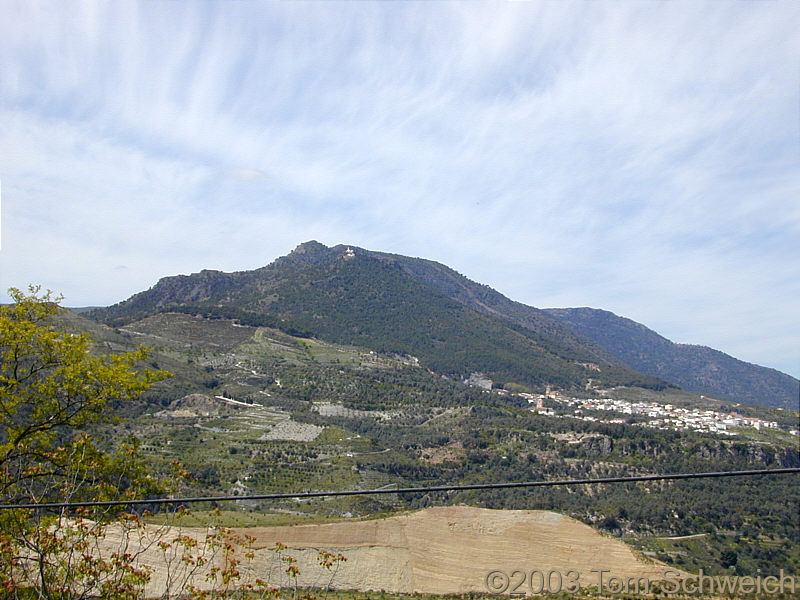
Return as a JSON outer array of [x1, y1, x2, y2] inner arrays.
[[87, 242, 665, 392], [88, 241, 796, 407], [542, 307, 798, 409], [287, 243, 796, 409]]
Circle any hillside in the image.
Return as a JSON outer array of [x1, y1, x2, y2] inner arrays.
[[87, 242, 663, 391], [55, 307, 800, 576], [543, 308, 799, 409], [354, 247, 798, 410], [365, 248, 611, 355], [114, 506, 679, 596]]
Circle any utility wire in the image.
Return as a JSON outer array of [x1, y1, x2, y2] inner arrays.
[[1, 467, 797, 511]]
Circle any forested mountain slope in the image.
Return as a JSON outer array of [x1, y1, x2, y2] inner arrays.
[[543, 307, 798, 409]]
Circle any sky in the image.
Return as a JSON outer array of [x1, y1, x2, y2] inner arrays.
[[1, 1, 798, 378]]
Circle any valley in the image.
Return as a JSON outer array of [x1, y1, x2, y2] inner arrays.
[[64, 304, 799, 579]]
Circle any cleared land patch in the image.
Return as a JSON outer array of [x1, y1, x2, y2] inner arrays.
[[110, 506, 681, 597], [260, 419, 324, 442]]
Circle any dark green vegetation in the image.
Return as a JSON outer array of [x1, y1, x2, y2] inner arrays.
[[544, 307, 799, 409], [87, 242, 667, 392], [61, 308, 800, 578]]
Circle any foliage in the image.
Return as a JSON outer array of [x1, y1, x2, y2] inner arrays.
[[0, 287, 169, 503], [0, 286, 170, 598]]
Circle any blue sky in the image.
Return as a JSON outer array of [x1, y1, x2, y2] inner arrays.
[[1, 1, 798, 378]]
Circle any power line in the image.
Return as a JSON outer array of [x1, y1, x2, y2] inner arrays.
[[1, 467, 798, 511]]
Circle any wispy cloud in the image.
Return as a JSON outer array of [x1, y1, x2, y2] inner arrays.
[[1, 1, 798, 376]]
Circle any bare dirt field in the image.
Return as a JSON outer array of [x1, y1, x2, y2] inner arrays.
[[106, 506, 680, 596]]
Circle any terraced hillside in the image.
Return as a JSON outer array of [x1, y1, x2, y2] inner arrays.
[[56, 309, 799, 577]]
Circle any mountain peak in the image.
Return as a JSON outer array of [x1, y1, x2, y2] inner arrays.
[[274, 240, 338, 269], [281, 241, 367, 268], [291, 240, 328, 255]]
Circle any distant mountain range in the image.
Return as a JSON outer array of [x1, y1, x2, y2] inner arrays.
[[87, 241, 798, 409], [542, 308, 798, 410]]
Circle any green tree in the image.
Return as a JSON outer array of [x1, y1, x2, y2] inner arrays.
[[0, 286, 170, 598]]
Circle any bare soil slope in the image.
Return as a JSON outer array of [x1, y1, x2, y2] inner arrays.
[[240, 506, 678, 594], [106, 506, 680, 596]]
